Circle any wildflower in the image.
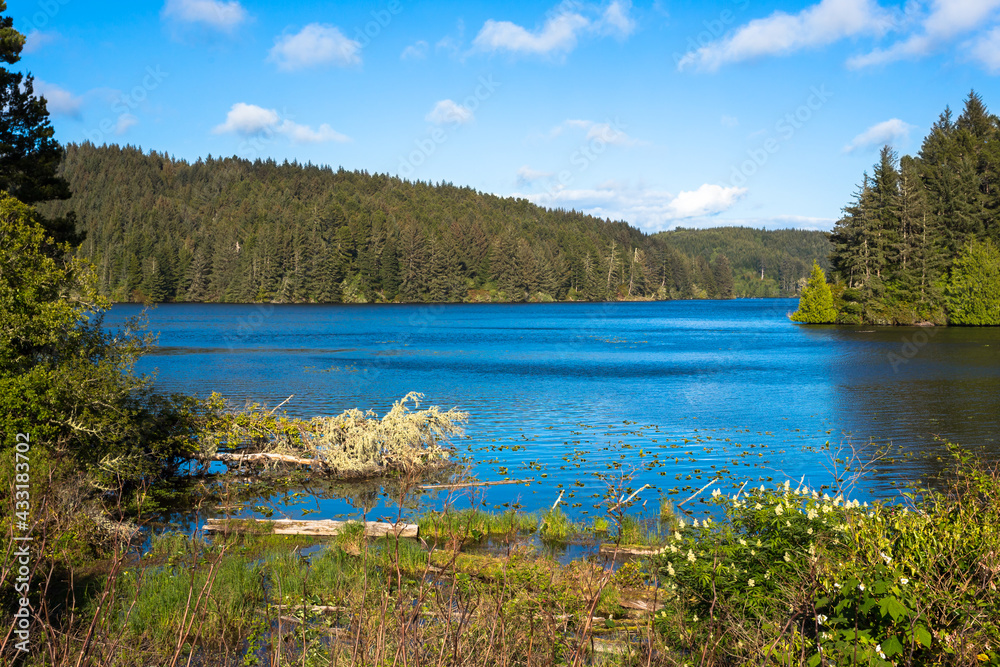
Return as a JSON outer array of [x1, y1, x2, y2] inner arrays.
[[739, 538, 747, 546], [764, 571, 771, 580], [784, 480, 791, 490], [712, 488, 721, 497], [817, 614, 828, 625], [807, 527, 813, 535], [748, 579, 755, 587], [834, 582, 842, 589], [807, 509, 819, 520], [679, 519, 686, 528], [876, 644, 886, 660], [751, 549, 756, 556], [756, 539, 762, 547], [880, 552, 892, 564], [693, 519, 700, 528], [669, 544, 678, 553], [786, 521, 791, 527], [808, 543, 816, 557], [900, 577, 909, 585], [859, 582, 865, 591], [674, 531, 682, 541], [693, 615, 698, 623], [754, 503, 763, 510], [705, 517, 712, 525], [667, 562, 675, 576], [687, 549, 696, 563], [775, 504, 784, 516], [784, 552, 792, 563]]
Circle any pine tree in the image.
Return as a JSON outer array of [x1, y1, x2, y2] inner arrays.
[[712, 254, 735, 298], [790, 262, 838, 324]]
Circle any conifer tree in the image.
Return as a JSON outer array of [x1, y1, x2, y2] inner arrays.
[[790, 262, 838, 324]]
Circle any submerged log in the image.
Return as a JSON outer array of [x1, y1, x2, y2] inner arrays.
[[203, 518, 418, 539], [420, 478, 534, 490]]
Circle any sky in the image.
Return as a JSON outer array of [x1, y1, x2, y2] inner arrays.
[[8, 0, 1000, 233]]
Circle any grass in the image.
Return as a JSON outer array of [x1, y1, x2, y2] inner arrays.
[[7, 446, 999, 666]]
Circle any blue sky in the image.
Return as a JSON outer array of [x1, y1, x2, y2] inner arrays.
[[9, 0, 1000, 232]]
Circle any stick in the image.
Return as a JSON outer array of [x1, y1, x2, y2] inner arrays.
[[538, 489, 565, 533], [608, 484, 650, 512], [676, 478, 719, 507], [419, 478, 533, 490], [732, 481, 749, 501], [269, 394, 294, 415]]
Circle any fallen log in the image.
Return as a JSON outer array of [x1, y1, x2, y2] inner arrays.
[[198, 452, 324, 467], [203, 518, 418, 539], [598, 544, 665, 557]]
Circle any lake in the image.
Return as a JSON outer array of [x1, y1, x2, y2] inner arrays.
[[106, 299, 1000, 522]]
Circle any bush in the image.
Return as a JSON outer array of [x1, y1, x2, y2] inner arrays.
[[790, 262, 838, 324]]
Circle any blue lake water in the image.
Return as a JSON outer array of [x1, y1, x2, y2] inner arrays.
[[106, 300, 1000, 523]]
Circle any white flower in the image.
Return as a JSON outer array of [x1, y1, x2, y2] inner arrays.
[[880, 552, 892, 564], [817, 614, 828, 625], [712, 488, 721, 497], [739, 538, 747, 546], [674, 531, 682, 541], [859, 583, 865, 591], [764, 571, 771, 580], [687, 549, 696, 563], [775, 504, 784, 516], [834, 582, 842, 589], [784, 552, 792, 563], [756, 539, 762, 547], [693, 614, 698, 623], [693, 519, 700, 528], [667, 562, 676, 576], [748, 579, 755, 587], [784, 480, 791, 490], [808, 543, 816, 556], [900, 577, 909, 585], [679, 519, 686, 528], [754, 503, 763, 510]]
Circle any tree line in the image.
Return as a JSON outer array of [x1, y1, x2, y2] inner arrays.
[[40, 143, 828, 304], [826, 90, 1000, 325]]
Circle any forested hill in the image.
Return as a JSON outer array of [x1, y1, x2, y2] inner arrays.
[[42, 143, 827, 304], [656, 227, 832, 298]]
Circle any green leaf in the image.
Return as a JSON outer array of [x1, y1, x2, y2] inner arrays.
[[879, 595, 908, 622], [914, 625, 932, 648], [883, 635, 904, 657]]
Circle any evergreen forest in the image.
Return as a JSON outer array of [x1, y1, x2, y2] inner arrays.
[[827, 90, 1000, 325], [40, 142, 831, 304]]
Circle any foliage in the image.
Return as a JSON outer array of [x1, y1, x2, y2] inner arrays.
[[655, 448, 1000, 665], [0, 192, 198, 485], [790, 262, 839, 324], [944, 238, 1000, 325]]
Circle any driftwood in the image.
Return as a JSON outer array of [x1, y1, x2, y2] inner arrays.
[[598, 543, 665, 557], [198, 452, 323, 467], [420, 478, 534, 490], [203, 518, 418, 539]]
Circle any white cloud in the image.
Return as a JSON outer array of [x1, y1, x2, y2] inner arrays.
[[161, 0, 247, 31], [667, 215, 836, 231], [678, 0, 892, 71], [517, 181, 746, 231], [214, 103, 281, 135], [968, 26, 1000, 73], [472, 1, 637, 57], [34, 80, 82, 117], [213, 103, 349, 143], [23, 30, 59, 54], [269, 24, 362, 70], [426, 99, 474, 125], [598, 0, 638, 38], [850, 0, 1000, 68], [843, 118, 915, 152], [721, 115, 739, 127], [516, 165, 554, 185], [401, 40, 429, 60], [115, 114, 140, 135], [549, 119, 643, 146]]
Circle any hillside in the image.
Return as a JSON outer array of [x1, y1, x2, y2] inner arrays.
[[42, 143, 827, 303], [656, 227, 832, 298]]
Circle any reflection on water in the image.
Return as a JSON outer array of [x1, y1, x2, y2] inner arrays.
[[106, 301, 1000, 522]]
